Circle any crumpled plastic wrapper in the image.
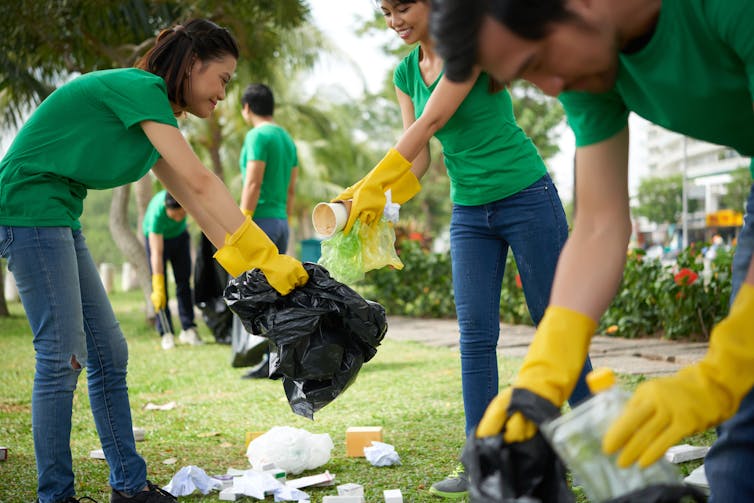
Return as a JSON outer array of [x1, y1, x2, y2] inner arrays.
[[230, 469, 309, 502], [364, 441, 401, 467], [163, 465, 223, 495], [247, 426, 334, 475], [225, 263, 387, 418]]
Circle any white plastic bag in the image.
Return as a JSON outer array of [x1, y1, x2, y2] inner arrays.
[[246, 426, 333, 475]]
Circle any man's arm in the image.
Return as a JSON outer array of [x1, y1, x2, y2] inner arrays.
[[241, 160, 265, 216], [287, 166, 298, 218], [148, 232, 165, 275], [550, 127, 632, 319]]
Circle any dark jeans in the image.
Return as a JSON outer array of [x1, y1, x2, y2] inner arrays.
[[146, 230, 195, 334], [253, 217, 289, 254], [450, 174, 593, 436]]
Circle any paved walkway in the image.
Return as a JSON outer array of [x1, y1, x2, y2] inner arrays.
[[386, 316, 709, 377]]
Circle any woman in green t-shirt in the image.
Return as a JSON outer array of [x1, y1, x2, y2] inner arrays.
[[0, 19, 307, 503], [333, 1, 592, 497]]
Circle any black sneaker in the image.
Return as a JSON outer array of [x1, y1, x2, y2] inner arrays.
[[110, 481, 176, 503], [44, 498, 99, 503], [429, 463, 468, 499]]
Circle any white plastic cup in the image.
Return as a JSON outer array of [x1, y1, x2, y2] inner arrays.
[[312, 201, 351, 237]]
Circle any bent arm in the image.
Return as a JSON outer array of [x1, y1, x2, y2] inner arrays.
[[394, 68, 480, 178], [550, 127, 632, 320], [241, 160, 265, 214], [141, 121, 244, 248], [148, 233, 165, 275]]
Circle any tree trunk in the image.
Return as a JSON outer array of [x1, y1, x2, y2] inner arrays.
[[0, 263, 9, 317], [208, 114, 225, 181], [134, 176, 153, 248], [109, 184, 152, 316]]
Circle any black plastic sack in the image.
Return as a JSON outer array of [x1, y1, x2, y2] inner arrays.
[[462, 389, 574, 503], [605, 484, 707, 502], [194, 233, 232, 344], [224, 263, 387, 419]]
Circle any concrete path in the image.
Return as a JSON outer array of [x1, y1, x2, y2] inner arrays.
[[386, 316, 709, 377]]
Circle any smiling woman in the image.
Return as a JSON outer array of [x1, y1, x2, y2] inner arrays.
[[0, 17, 309, 503]]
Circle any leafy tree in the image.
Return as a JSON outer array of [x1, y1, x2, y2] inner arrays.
[[720, 166, 752, 211], [633, 174, 701, 224]]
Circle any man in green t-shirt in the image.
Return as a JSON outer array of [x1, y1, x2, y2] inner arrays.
[[430, 0, 754, 500], [143, 190, 201, 350], [237, 83, 299, 378]]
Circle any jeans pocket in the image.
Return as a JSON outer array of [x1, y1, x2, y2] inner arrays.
[[0, 226, 12, 258]]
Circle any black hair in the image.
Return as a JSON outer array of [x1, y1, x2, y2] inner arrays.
[[431, 0, 574, 82], [371, 0, 421, 9], [164, 192, 182, 209], [241, 83, 275, 116], [135, 19, 239, 107]]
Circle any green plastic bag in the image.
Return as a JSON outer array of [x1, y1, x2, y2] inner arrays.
[[319, 219, 403, 284]]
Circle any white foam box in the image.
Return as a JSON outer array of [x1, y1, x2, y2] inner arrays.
[[322, 496, 363, 503], [337, 483, 364, 497], [384, 489, 403, 503], [346, 426, 383, 457], [664, 444, 710, 464], [219, 487, 238, 501]]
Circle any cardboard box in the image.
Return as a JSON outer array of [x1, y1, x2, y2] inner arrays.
[[384, 489, 403, 503], [337, 483, 364, 497], [346, 426, 383, 457]]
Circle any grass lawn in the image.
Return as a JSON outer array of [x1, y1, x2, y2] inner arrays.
[[0, 289, 713, 502]]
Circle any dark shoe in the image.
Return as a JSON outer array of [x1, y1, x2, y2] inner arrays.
[[429, 463, 468, 499], [241, 354, 270, 379], [110, 481, 176, 503], [46, 498, 99, 503]]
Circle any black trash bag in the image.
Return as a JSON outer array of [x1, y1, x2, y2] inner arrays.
[[605, 483, 707, 502], [224, 262, 387, 419], [462, 388, 574, 503], [194, 233, 232, 344]]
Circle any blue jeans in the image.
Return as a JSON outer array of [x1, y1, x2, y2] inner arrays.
[[0, 226, 147, 502], [145, 230, 195, 334], [253, 217, 289, 254], [706, 182, 754, 502], [450, 175, 593, 436]]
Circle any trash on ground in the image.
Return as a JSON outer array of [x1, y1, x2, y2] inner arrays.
[[144, 401, 177, 411], [89, 449, 105, 460], [364, 441, 400, 467], [0, 446, 6, 461], [225, 263, 387, 419], [247, 426, 333, 475], [664, 444, 710, 464], [162, 457, 178, 465], [337, 483, 364, 497], [218, 469, 309, 502], [684, 464, 710, 495], [323, 496, 363, 503], [383, 488, 403, 503], [162, 465, 223, 496], [346, 426, 383, 457], [132, 427, 146, 442], [285, 470, 336, 489]]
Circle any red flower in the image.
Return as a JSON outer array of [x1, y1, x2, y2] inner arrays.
[[674, 268, 699, 286], [408, 232, 424, 241], [515, 274, 522, 289]]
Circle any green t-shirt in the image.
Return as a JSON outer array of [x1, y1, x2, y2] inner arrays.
[[142, 190, 187, 239], [559, 0, 754, 177], [394, 46, 547, 206], [239, 123, 298, 219], [0, 68, 179, 229]]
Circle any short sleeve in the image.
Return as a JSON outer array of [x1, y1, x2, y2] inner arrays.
[[98, 70, 178, 130], [393, 57, 410, 95], [559, 90, 629, 147], [244, 129, 268, 162], [706, 0, 754, 99]]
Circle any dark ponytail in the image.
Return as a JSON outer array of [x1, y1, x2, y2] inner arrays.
[[135, 19, 239, 107]]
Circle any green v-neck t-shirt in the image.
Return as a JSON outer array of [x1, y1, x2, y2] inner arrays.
[[394, 46, 547, 206], [0, 68, 179, 229], [142, 190, 187, 239], [559, 0, 754, 177]]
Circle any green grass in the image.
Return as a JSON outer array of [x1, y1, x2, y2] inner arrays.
[[0, 291, 714, 502]]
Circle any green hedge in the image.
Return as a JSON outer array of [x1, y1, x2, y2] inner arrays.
[[357, 238, 734, 340]]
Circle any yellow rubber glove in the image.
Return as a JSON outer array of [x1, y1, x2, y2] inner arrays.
[[150, 273, 167, 311], [604, 283, 754, 468], [476, 306, 596, 443], [335, 170, 421, 206], [241, 208, 254, 218], [213, 216, 308, 295], [337, 148, 412, 235]]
